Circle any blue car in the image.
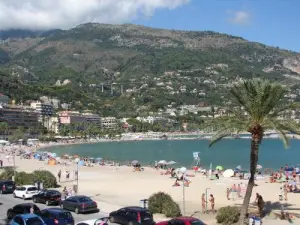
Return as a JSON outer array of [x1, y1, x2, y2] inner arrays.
[[10, 214, 46, 225], [40, 208, 74, 225]]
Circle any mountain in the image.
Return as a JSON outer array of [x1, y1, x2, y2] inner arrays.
[[0, 23, 300, 116]]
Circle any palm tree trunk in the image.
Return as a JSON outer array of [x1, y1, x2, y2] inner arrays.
[[239, 138, 259, 224]]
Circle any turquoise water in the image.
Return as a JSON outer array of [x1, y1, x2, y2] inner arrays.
[[46, 139, 300, 170]]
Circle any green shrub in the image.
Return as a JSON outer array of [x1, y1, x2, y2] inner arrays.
[[162, 201, 182, 217], [148, 192, 182, 217], [0, 169, 57, 188], [0, 168, 14, 180], [32, 170, 57, 188], [216, 206, 240, 225], [15, 172, 34, 185]]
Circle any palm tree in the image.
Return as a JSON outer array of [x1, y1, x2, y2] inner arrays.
[[209, 79, 300, 224], [0, 122, 9, 138]]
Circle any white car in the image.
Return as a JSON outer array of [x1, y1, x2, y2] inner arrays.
[[13, 185, 39, 200], [76, 217, 110, 225]]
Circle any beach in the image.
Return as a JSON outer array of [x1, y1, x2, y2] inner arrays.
[[1, 143, 300, 224]]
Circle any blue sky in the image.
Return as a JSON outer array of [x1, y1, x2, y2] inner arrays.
[[133, 0, 300, 52]]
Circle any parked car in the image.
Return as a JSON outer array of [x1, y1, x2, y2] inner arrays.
[[0, 180, 15, 194], [109, 206, 155, 225], [155, 217, 207, 225], [9, 214, 46, 225], [13, 185, 39, 200], [7, 203, 41, 219], [76, 217, 109, 225], [33, 189, 61, 205], [40, 208, 74, 225], [60, 195, 98, 214]]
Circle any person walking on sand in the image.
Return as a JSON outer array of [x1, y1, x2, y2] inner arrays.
[[284, 183, 288, 201], [226, 188, 231, 200], [209, 194, 215, 214], [257, 194, 265, 217], [237, 184, 242, 198], [58, 170, 61, 182], [201, 193, 207, 213]]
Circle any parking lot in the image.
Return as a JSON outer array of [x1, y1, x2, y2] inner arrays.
[[0, 193, 115, 224]]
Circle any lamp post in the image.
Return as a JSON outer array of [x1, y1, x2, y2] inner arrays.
[[75, 158, 80, 194], [179, 167, 187, 215], [205, 188, 210, 213]]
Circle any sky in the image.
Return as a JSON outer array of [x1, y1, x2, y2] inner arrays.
[[0, 0, 299, 52]]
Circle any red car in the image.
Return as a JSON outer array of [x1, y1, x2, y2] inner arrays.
[[156, 217, 207, 225]]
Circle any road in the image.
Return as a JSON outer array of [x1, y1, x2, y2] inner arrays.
[[0, 193, 112, 224]]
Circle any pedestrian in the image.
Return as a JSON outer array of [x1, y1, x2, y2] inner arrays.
[[30, 206, 34, 214], [201, 193, 207, 213], [66, 171, 70, 180], [58, 170, 61, 182], [226, 188, 231, 200], [209, 194, 215, 214], [0, 159, 3, 168], [284, 183, 288, 201], [257, 194, 265, 217], [237, 184, 241, 198]]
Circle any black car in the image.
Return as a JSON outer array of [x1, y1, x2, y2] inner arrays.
[[0, 180, 15, 194], [60, 195, 98, 214], [33, 189, 61, 205], [7, 203, 41, 219], [109, 207, 155, 225]]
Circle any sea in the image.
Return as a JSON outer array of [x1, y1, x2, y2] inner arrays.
[[46, 138, 300, 170]]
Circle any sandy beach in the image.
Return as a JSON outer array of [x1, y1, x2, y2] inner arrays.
[[1, 142, 300, 224]]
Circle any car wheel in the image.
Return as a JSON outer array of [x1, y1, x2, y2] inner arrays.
[[46, 201, 49, 206], [22, 195, 26, 200], [13, 193, 16, 198], [109, 216, 115, 223], [74, 207, 79, 214], [128, 221, 134, 225]]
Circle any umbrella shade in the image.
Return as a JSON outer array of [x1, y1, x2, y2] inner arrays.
[[216, 166, 223, 170], [132, 160, 139, 165], [168, 161, 176, 165], [236, 165, 242, 170], [223, 169, 234, 178], [158, 160, 167, 164], [256, 165, 263, 169]]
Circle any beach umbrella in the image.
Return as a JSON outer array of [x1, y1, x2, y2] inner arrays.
[[256, 165, 263, 169], [132, 160, 139, 165], [223, 169, 234, 178], [216, 165, 223, 171], [168, 161, 176, 165], [236, 165, 242, 170], [158, 160, 167, 165]]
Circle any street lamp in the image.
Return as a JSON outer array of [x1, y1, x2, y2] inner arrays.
[[205, 188, 211, 213], [75, 158, 80, 194], [179, 167, 187, 215]]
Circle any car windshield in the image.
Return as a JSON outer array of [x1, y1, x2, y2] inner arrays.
[[4, 181, 14, 185], [191, 220, 206, 225], [48, 191, 61, 196], [24, 205, 40, 213], [77, 197, 92, 202], [58, 212, 72, 219], [26, 217, 44, 225], [28, 187, 38, 191]]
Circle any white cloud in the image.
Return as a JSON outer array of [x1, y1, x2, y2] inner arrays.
[[227, 10, 251, 25], [0, 0, 190, 30]]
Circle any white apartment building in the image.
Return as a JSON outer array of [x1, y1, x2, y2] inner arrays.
[[100, 117, 117, 130]]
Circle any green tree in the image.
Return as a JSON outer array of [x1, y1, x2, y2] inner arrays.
[[0, 122, 9, 137], [209, 79, 300, 224]]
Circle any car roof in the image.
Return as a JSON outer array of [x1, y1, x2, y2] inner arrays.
[[122, 206, 148, 212], [16, 214, 40, 219], [15, 203, 36, 207], [71, 195, 91, 199], [21, 185, 36, 188], [42, 208, 69, 213], [175, 217, 200, 221]]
